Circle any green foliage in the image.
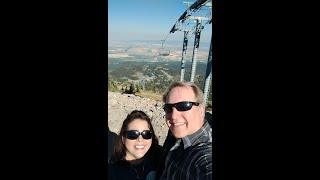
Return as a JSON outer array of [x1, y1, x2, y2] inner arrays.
[[108, 81, 118, 92], [206, 100, 212, 111], [129, 83, 135, 94], [120, 82, 136, 94], [108, 73, 118, 92], [136, 84, 141, 93]]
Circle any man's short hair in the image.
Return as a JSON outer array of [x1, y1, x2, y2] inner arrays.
[[163, 81, 204, 104]]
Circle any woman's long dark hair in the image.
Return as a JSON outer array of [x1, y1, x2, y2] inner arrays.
[[110, 110, 159, 164]]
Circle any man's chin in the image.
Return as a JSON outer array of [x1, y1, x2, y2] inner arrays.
[[170, 129, 186, 139]]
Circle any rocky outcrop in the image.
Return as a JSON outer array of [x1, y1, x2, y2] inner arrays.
[[108, 91, 168, 145]]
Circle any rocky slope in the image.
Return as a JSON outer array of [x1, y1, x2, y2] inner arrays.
[[108, 91, 168, 145]]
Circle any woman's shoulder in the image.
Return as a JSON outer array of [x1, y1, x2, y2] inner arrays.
[[154, 144, 163, 151], [108, 158, 129, 170], [108, 163, 134, 180], [108, 160, 131, 179], [145, 144, 163, 169], [149, 144, 162, 158]]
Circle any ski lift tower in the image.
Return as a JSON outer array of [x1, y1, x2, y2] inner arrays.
[[170, 0, 211, 82], [183, 1, 211, 83], [182, 0, 213, 106], [170, 21, 193, 82]]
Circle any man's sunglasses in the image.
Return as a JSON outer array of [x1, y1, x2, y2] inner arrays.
[[163, 101, 200, 113], [123, 130, 153, 140]]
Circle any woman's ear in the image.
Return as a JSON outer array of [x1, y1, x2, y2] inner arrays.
[[121, 135, 125, 145]]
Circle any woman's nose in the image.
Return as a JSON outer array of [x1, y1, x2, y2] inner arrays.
[[137, 135, 143, 142]]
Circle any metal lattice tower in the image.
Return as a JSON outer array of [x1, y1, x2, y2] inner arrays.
[[165, 0, 212, 106], [203, 35, 212, 107]]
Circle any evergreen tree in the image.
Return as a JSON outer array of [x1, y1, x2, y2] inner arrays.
[[136, 84, 141, 93]]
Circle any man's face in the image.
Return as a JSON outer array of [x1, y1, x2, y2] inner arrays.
[[165, 86, 205, 139]]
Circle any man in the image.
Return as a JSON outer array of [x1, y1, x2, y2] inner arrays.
[[156, 81, 213, 180]]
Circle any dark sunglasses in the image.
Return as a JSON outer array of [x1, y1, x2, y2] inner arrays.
[[124, 130, 153, 140], [163, 101, 200, 113]]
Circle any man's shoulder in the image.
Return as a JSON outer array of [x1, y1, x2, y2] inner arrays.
[[188, 142, 212, 154], [187, 142, 213, 166], [193, 141, 212, 148]]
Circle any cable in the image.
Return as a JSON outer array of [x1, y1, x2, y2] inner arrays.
[[160, 0, 212, 50]]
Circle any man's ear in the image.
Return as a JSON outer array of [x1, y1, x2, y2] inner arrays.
[[198, 104, 205, 118]]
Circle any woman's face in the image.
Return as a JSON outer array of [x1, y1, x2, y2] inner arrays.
[[122, 119, 152, 161]]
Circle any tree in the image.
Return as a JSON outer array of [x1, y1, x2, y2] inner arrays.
[[129, 82, 134, 94], [136, 84, 141, 93], [108, 73, 118, 92]]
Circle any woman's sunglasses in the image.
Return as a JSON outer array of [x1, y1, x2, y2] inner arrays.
[[123, 130, 153, 140], [163, 101, 200, 113]]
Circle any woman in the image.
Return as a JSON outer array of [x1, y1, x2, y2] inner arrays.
[[108, 110, 162, 180]]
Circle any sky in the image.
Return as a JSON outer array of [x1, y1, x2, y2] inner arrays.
[[108, 0, 212, 44]]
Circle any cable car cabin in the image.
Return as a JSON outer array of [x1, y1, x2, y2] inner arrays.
[[159, 47, 170, 56]]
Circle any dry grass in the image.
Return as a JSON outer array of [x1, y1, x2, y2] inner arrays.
[[135, 90, 163, 102]]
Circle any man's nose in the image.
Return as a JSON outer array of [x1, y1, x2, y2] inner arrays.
[[170, 107, 181, 118]]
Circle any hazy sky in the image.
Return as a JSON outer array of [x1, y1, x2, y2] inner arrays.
[[108, 0, 212, 43]]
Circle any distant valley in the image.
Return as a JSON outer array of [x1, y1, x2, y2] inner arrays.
[[107, 40, 212, 101]]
